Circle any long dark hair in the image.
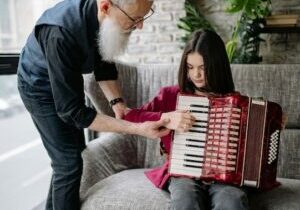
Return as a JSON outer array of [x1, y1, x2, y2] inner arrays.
[[178, 29, 235, 95]]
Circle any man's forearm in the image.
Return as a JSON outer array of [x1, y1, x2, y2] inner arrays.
[[98, 80, 122, 101], [88, 113, 139, 135]]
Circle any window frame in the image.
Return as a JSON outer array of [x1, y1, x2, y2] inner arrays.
[[0, 53, 19, 75]]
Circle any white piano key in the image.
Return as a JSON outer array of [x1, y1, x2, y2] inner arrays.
[[173, 138, 206, 146], [172, 144, 205, 152], [169, 166, 202, 177], [171, 159, 203, 168], [171, 148, 205, 157], [174, 140, 206, 147], [190, 112, 209, 119], [171, 153, 204, 161], [175, 132, 207, 140], [194, 121, 208, 126], [173, 143, 206, 151]]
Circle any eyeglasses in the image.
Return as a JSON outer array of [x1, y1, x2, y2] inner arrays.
[[110, 1, 155, 30]]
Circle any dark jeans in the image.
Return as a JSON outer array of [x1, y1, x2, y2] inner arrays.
[[18, 78, 85, 210], [168, 177, 249, 210]]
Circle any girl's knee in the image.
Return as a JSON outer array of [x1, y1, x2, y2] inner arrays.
[[212, 186, 249, 210], [169, 178, 203, 210]]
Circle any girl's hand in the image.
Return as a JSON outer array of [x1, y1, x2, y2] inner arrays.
[[161, 110, 196, 133]]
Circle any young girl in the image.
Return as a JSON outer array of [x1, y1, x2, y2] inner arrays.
[[123, 29, 249, 210]]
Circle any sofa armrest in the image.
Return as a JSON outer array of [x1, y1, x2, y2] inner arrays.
[[80, 132, 140, 198]]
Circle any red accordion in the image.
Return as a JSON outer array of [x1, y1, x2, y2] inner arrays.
[[169, 93, 283, 190]]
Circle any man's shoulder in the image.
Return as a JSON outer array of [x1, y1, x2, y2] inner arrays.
[[37, 25, 69, 41]]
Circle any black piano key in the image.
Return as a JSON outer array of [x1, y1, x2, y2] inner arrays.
[[190, 104, 209, 108], [186, 144, 205, 148], [186, 138, 206, 143], [184, 159, 204, 164], [185, 154, 204, 158], [183, 164, 203, 169], [192, 125, 207, 129], [189, 129, 206, 133], [190, 110, 209, 114], [195, 120, 208, 123]]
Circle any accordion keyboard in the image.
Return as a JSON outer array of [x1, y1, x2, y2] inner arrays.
[[169, 95, 242, 178]]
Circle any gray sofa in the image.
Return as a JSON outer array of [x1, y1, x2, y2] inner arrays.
[[80, 64, 300, 210]]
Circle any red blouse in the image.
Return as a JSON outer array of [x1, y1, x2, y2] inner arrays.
[[123, 85, 180, 188]]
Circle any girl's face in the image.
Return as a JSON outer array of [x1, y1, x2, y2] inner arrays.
[[187, 52, 206, 92]]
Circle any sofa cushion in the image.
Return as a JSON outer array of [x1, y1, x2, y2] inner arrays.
[[277, 129, 300, 179], [81, 169, 170, 210], [81, 168, 300, 210], [248, 178, 300, 210]]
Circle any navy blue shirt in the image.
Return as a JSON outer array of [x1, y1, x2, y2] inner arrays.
[[17, 0, 118, 129], [37, 25, 119, 129]]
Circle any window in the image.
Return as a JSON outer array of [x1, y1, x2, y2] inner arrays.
[[0, 1, 61, 210]]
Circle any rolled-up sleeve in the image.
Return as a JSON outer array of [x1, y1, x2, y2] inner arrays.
[[39, 26, 97, 129]]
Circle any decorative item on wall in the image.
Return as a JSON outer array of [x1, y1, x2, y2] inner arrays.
[[265, 14, 299, 27], [177, 0, 214, 44], [225, 0, 271, 63]]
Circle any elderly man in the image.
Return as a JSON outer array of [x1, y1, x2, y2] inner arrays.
[[17, 0, 169, 209]]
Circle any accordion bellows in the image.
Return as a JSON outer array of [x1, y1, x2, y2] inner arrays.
[[169, 93, 283, 190]]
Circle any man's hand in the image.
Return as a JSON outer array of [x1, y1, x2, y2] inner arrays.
[[136, 118, 171, 139], [161, 110, 195, 133], [112, 102, 128, 119]]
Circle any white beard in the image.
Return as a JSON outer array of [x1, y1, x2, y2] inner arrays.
[[98, 17, 131, 62]]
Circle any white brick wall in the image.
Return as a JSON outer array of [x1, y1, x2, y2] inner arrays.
[[118, 0, 186, 64]]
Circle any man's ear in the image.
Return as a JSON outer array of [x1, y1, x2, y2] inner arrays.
[[99, 0, 112, 15]]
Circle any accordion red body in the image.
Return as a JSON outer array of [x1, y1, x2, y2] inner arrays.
[[169, 94, 283, 190]]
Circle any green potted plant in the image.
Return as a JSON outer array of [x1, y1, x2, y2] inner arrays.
[[225, 0, 271, 63], [177, 1, 214, 44]]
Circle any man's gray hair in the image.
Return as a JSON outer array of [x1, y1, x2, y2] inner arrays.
[[111, 0, 153, 7]]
